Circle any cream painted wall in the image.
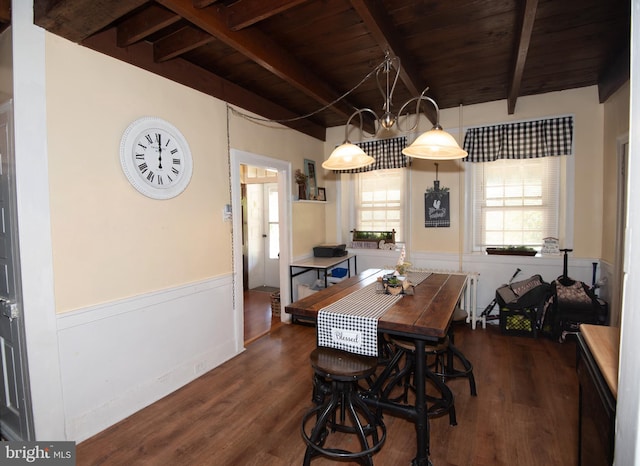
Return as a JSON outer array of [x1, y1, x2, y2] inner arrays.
[[292, 201, 327, 256], [46, 34, 231, 312], [228, 108, 326, 257], [324, 86, 605, 258], [0, 27, 11, 100], [602, 82, 630, 263]]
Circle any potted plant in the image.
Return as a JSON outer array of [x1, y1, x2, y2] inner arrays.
[[486, 246, 537, 256], [295, 169, 308, 200]]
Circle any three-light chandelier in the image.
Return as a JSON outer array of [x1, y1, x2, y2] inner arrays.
[[322, 53, 468, 171]]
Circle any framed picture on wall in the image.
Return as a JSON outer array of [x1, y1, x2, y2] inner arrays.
[[304, 158, 317, 199], [317, 187, 326, 201]]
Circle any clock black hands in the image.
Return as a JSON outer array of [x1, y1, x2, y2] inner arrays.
[[157, 133, 163, 169]]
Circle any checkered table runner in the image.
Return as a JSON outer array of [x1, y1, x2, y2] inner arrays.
[[317, 271, 431, 356]]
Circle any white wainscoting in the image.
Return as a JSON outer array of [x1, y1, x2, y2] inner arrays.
[[348, 248, 603, 319], [56, 274, 239, 442]]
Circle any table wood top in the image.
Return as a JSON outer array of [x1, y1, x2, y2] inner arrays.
[[289, 253, 355, 269], [285, 268, 467, 340]]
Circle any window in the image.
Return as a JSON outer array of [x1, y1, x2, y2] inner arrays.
[[267, 183, 279, 259], [469, 157, 563, 251], [464, 116, 573, 252], [350, 168, 407, 242]]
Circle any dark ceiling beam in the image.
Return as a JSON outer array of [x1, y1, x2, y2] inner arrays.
[[154, 26, 214, 62], [349, 0, 422, 98], [0, 0, 9, 34], [117, 4, 182, 47], [34, 0, 147, 43], [81, 27, 326, 141], [156, 0, 357, 121], [507, 0, 538, 115], [192, 0, 220, 8], [0, 0, 10, 23], [225, 0, 309, 31], [598, 46, 630, 103]]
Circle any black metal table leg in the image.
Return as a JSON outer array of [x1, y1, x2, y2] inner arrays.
[[412, 338, 431, 466]]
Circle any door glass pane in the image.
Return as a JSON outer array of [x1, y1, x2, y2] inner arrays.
[[268, 185, 279, 259]]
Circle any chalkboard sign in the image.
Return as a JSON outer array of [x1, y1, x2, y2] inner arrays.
[[425, 190, 450, 227]]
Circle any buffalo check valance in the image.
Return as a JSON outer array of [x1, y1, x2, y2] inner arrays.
[[340, 136, 407, 173], [463, 116, 573, 162]]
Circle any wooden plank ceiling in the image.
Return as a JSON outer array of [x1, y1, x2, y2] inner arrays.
[[31, 0, 630, 141]]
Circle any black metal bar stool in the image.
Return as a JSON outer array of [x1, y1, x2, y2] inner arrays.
[[381, 337, 458, 426], [301, 347, 386, 466], [434, 307, 478, 397]]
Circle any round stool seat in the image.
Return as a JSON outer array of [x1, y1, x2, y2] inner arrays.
[[302, 347, 386, 466], [391, 336, 449, 353], [310, 347, 378, 381], [452, 305, 468, 322]]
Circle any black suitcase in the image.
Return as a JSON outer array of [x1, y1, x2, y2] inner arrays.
[[540, 249, 608, 341]]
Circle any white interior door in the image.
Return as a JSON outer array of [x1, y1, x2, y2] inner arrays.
[[263, 183, 280, 287], [246, 183, 265, 289], [246, 182, 280, 289], [0, 101, 32, 440]]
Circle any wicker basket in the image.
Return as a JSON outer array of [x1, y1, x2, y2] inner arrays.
[[270, 291, 281, 316]]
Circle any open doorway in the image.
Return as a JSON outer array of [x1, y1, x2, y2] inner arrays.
[[230, 150, 292, 346], [244, 176, 280, 290]]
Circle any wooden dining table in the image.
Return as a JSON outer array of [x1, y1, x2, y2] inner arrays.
[[285, 268, 468, 466]]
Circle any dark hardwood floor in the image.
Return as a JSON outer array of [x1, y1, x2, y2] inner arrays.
[[244, 288, 283, 345], [77, 321, 578, 466]]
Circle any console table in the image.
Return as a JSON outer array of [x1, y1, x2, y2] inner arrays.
[[289, 254, 357, 302]]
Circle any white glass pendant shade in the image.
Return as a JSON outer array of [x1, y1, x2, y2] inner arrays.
[[322, 142, 375, 170], [402, 127, 468, 160]]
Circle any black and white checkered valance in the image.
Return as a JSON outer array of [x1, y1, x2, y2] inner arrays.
[[341, 136, 407, 173], [463, 116, 573, 163]]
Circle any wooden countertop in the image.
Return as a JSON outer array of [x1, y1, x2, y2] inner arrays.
[[580, 324, 620, 398]]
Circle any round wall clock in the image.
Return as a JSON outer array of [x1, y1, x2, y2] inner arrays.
[[120, 117, 193, 199]]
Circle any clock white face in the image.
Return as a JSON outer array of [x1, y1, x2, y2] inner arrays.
[[120, 117, 193, 199]]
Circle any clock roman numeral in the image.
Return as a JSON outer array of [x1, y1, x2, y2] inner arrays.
[[171, 167, 179, 175], [170, 148, 178, 155], [157, 175, 163, 185], [138, 162, 148, 173], [137, 143, 147, 150], [155, 133, 161, 144], [173, 158, 181, 165], [165, 139, 171, 147], [145, 134, 153, 144], [147, 171, 155, 182], [135, 153, 144, 160]]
